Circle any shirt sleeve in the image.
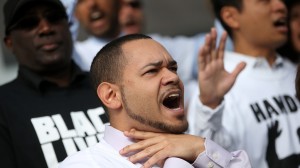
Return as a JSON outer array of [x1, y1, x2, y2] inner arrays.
[[163, 138, 251, 168], [187, 87, 235, 151], [192, 139, 252, 168]]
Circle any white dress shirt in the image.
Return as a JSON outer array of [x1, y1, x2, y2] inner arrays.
[[60, 126, 251, 168]]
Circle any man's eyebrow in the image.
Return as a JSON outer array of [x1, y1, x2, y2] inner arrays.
[[141, 61, 163, 69], [141, 60, 177, 70], [168, 60, 178, 67]]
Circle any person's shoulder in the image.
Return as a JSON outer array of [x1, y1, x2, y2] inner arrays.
[[59, 144, 101, 168], [0, 79, 19, 96], [278, 54, 298, 70], [74, 38, 93, 51], [59, 151, 91, 168], [59, 142, 118, 168], [0, 79, 20, 109]]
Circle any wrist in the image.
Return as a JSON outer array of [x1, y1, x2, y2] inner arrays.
[[193, 136, 205, 161], [199, 95, 222, 109]]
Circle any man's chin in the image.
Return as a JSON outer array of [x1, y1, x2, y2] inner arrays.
[[158, 121, 189, 134]]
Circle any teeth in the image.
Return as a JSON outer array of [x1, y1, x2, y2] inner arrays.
[[279, 19, 286, 24], [91, 11, 102, 20], [168, 93, 179, 98]]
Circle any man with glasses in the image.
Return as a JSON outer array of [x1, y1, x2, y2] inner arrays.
[[0, 0, 108, 167]]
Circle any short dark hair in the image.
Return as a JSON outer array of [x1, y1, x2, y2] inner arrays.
[[90, 34, 152, 90], [286, 0, 300, 9], [211, 0, 243, 38]]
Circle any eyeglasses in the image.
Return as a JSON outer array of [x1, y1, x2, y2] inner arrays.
[[7, 10, 67, 32], [127, 1, 142, 9]]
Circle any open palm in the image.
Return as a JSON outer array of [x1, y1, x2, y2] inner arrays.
[[198, 28, 246, 108]]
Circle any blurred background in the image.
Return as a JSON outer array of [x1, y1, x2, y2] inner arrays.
[[0, 0, 215, 85]]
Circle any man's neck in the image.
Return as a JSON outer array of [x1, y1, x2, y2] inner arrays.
[[94, 29, 121, 41], [37, 64, 73, 87], [234, 38, 277, 66]]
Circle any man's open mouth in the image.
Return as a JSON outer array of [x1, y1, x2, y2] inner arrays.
[[89, 10, 104, 21], [162, 92, 181, 109], [273, 18, 287, 28]]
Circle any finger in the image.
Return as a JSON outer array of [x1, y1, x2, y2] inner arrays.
[[120, 136, 162, 155], [157, 159, 166, 168], [198, 45, 207, 71], [204, 34, 212, 64], [127, 142, 165, 164], [210, 28, 217, 61], [217, 31, 227, 61], [231, 62, 246, 80], [142, 150, 169, 168]]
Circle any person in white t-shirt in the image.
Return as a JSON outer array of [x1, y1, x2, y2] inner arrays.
[[188, 0, 300, 167], [59, 34, 251, 168]]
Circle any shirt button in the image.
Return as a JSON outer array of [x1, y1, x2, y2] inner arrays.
[[207, 161, 214, 168], [212, 153, 219, 160]]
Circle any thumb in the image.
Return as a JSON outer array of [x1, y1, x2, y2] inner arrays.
[[231, 62, 246, 80]]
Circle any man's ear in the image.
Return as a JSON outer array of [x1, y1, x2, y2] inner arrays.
[[3, 36, 13, 50], [97, 82, 122, 110], [220, 6, 240, 30]]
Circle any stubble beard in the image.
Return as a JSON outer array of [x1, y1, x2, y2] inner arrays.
[[120, 87, 188, 134]]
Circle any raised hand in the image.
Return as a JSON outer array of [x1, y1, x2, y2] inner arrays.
[[119, 129, 205, 168], [198, 28, 246, 108]]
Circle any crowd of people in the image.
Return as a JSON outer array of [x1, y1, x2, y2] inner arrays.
[[0, 0, 299, 168]]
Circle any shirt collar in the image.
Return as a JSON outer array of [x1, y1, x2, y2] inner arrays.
[[103, 126, 188, 167], [103, 125, 135, 152], [18, 61, 86, 92], [225, 51, 284, 69]]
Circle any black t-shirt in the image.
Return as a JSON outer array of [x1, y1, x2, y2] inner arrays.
[[0, 65, 109, 168]]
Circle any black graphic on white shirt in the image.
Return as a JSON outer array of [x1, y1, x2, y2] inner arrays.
[[266, 120, 300, 168]]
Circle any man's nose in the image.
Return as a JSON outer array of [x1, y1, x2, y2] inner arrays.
[[273, 0, 287, 14], [161, 68, 180, 86], [37, 18, 54, 35]]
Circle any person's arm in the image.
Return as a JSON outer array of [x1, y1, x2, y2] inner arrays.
[[120, 129, 251, 168], [197, 28, 245, 109], [187, 28, 245, 149], [0, 107, 17, 168]]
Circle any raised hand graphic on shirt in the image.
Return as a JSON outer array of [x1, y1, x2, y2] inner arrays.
[[266, 120, 300, 168]]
